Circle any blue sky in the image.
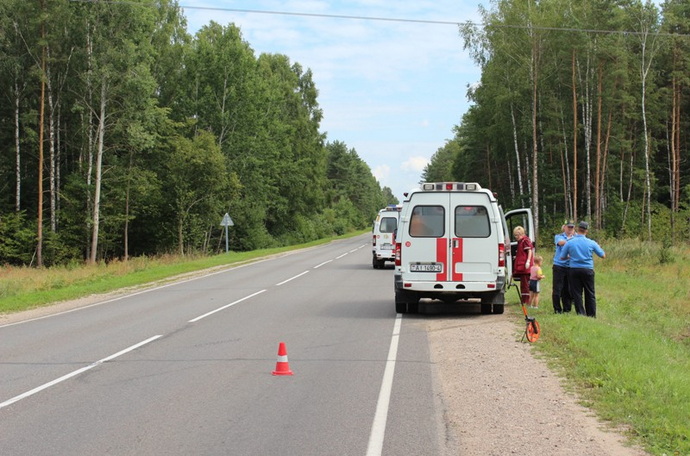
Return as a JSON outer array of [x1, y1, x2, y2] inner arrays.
[[182, 1, 483, 201]]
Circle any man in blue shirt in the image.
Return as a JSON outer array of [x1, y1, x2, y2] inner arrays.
[[560, 221, 606, 317], [552, 221, 575, 314]]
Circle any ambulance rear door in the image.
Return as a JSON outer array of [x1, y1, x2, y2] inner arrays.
[[404, 193, 450, 281], [448, 192, 497, 284]]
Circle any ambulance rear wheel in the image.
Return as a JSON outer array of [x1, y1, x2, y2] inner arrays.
[[395, 291, 418, 314], [492, 304, 505, 314]]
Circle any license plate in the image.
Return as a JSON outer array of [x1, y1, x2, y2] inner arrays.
[[410, 263, 443, 272], [381, 243, 393, 250]]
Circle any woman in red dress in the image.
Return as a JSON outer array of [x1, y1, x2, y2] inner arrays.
[[512, 226, 534, 305]]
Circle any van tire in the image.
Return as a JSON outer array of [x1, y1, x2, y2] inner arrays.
[[480, 303, 492, 314], [492, 304, 505, 314], [395, 290, 418, 314]]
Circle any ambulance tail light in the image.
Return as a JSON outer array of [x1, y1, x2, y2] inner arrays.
[[498, 243, 505, 267], [395, 243, 401, 266], [372, 234, 377, 246]]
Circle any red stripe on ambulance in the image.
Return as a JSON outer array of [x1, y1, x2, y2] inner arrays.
[[452, 237, 463, 282]]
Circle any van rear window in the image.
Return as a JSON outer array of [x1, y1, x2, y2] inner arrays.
[[455, 206, 490, 237], [409, 206, 445, 237], [379, 217, 397, 233]]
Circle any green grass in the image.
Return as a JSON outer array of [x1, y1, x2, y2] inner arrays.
[[516, 240, 690, 455], [0, 231, 365, 314]]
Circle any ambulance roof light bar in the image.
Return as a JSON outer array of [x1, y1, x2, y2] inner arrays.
[[420, 182, 481, 191]]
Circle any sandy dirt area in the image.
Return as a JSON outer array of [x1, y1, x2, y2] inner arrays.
[[425, 306, 650, 456]]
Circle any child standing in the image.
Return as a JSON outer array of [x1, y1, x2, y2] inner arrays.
[[529, 255, 545, 308]]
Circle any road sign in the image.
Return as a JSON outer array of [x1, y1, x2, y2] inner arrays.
[[221, 213, 234, 227], [220, 213, 234, 253]]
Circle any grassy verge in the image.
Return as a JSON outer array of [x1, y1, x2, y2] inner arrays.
[[516, 239, 690, 455], [0, 231, 366, 314]]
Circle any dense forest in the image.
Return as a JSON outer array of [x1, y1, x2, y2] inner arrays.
[[3, 1, 688, 268], [0, 0, 396, 266], [423, 0, 690, 242]]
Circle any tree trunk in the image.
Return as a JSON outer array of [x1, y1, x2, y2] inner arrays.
[[47, 58, 57, 233], [595, 62, 603, 229], [531, 39, 539, 239], [90, 80, 107, 264], [14, 79, 21, 212], [572, 49, 578, 223], [510, 104, 523, 196], [37, 8, 46, 268]]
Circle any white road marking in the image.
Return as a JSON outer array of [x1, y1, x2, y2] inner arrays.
[[0, 335, 162, 410], [366, 314, 402, 456], [275, 271, 309, 286], [336, 252, 348, 259], [189, 289, 267, 322], [313, 260, 333, 268]]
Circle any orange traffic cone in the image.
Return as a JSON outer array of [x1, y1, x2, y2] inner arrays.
[[272, 342, 294, 376]]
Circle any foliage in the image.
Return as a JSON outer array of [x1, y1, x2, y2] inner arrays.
[[439, 0, 690, 242], [0, 1, 388, 265]]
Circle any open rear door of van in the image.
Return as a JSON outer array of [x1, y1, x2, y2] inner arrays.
[[504, 208, 535, 286]]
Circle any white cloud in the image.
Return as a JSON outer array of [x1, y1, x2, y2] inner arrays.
[[401, 156, 429, 173], [372, 164, 390, 182]]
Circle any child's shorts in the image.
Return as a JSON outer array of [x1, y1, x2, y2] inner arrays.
[[529, 279, 540, 293]]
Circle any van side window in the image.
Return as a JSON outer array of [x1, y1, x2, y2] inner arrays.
[[379, 217, 397, 233], [455, 206, 490, 238], [409, 206, 445, 237]]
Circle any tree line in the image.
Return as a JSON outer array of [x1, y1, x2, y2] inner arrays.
[[422, 0, 689, 243], [0, 0, 396, 267]]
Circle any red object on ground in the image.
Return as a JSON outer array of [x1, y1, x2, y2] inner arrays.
[[272, 342, 294, 376]]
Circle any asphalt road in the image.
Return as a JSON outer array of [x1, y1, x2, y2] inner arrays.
[[0, 235, 450, 455]]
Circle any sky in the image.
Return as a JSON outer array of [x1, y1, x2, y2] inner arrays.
[[182, 1, 484, 202]]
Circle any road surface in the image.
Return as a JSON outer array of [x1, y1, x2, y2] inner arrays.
[[1, 236, 450, 455]]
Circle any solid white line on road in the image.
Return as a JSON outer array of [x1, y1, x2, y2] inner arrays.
[[275, 271, 309, 286], [0, 335, 162, 410], [189, 289, 267, 322], [313, 260, 333, 268], [366, 313, 402, 456]]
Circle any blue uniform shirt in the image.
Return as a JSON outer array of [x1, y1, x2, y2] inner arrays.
[[560, 235, 605, 269], [553, 232, 572, 267]]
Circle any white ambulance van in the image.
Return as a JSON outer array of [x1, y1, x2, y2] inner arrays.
[[394, 182, 534, 314], [372, 205, 402, 268]]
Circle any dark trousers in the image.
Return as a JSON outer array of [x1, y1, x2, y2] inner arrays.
[[551, 265, 572, 313], [568, 268, 597, 317]]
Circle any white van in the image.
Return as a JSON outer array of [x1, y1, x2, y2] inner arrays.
[[394, 182, 534, 314], [372, 205, 402, 268]]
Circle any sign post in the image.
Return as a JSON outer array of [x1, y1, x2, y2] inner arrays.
[[220, 213, 234, 253]]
